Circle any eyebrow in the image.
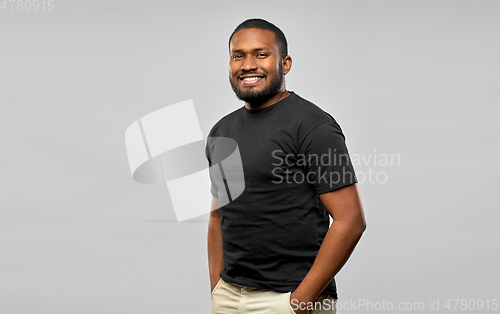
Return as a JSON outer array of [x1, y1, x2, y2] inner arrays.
[[231, 47, 270, 54]]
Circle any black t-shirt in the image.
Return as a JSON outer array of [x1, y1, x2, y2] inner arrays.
[[205, 91, 357, 298]]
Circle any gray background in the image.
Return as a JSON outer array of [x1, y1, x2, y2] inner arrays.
[[1, 0, 499, 313]]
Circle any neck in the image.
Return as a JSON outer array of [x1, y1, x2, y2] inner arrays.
[[244, 89, 290, 110]]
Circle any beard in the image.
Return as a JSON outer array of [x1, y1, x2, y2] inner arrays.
[[229, 62, 283, 105]]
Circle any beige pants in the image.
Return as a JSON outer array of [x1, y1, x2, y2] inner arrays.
[[211, 278, 337, 314]]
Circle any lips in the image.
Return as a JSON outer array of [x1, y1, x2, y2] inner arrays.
[[238, 74, 265, 86]]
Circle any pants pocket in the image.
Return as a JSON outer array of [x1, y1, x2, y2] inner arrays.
[[211, 278, 223, 295], [287, 292, 298, 314]]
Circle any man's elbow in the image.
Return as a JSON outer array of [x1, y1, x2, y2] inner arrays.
[[352, 216, 367, 238], [360, 220, 367, 234]]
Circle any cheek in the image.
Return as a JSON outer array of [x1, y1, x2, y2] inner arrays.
[[261, 60, 279, 74], [228, 65, 238, 78]]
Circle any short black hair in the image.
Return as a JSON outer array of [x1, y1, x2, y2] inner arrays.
[[229, 18, 288, 60]]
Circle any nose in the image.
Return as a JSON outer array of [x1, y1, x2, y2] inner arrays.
[[241, 56, 257, 71]]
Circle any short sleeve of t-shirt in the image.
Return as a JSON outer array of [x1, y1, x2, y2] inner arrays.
[[300, 120, 357, 195]]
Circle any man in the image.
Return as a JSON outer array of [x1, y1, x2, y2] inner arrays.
[[206, 18, 366, 314]]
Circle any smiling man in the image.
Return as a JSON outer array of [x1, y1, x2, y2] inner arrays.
[[228, 24, 287, 109], [206, 18, 366, 314]]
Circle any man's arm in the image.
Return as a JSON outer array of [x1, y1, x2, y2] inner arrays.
[[290, 183, 366, 312], [208, 196, 224, 292]]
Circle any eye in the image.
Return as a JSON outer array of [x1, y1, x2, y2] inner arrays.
[[232, 54, 243, 60], [257, 53, 267, 58]]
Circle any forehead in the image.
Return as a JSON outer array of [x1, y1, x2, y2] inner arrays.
[[229, 28, 277, 52]]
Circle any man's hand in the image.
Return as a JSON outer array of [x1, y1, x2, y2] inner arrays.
[[290, 184, 366, 308], [290, 291, 311, 314], [208, 196, 225, 293]]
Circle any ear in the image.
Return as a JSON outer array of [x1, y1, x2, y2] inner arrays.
[[282, 55, 292, 75]]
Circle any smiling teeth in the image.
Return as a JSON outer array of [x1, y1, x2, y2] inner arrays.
[[243, 77, 261, 81]]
